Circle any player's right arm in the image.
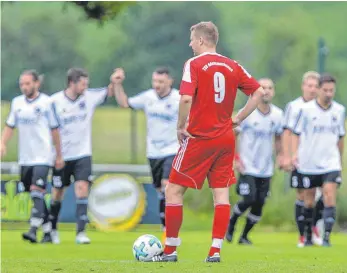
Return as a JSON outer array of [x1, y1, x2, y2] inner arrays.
[[1, 100, 16, 158], [233, 62, 265, 126], [281, 103, 294, 171], [291, 108, 305, 169]]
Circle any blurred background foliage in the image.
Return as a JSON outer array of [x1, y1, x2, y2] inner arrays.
[[2, 2, 347, 108]]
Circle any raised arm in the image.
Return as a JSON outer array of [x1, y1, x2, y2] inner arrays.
[[111, 68, 130, 108]]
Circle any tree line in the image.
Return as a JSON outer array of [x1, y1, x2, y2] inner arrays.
[[2, 1, 347, 109]]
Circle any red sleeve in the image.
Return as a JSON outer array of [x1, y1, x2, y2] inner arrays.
[[236, 62, 260, 96], [179, 59, 197, 96]]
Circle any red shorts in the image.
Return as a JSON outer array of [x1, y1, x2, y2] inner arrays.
[[169, 129, 236, 189]]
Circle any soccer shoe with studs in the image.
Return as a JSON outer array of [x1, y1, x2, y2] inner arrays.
[[22, 231, 37, 243], [40, 233, 52, 244], [304, 239, 313, 247], [148, 251, 178, 262], [238, 237, 252, 245], [225, 228, 234, 243], [322, 240, 331, 247], [297, 236, 305, 248], [51, 230, 61, 244], [312, 228, 323, 246], [76, 232, 91, 244], [205, 253, 221, 263]]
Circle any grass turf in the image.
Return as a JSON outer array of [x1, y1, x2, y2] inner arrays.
[[1, 230, 347, 273]]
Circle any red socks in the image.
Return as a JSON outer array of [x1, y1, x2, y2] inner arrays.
[[163, 203, 230, 257], [209, 204, 230, 256], [164, 204, 183, 254]]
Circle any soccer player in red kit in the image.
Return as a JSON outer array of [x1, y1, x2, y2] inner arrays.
[[150, 22, 265, 263]]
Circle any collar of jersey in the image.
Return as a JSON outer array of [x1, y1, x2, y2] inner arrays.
[[315, 99, 332, 112], [256, 105, 272, 116], [64, 90, 82, 103], [25, 92, 41, 104], [155, 88, 173, 100]]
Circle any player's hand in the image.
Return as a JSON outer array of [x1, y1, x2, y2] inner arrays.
[[232, 116, 241, 129], [234, 158, 245, 174], [276, 154, 284, 169], [0, 143, 7, 158], [110, 68, 125, 85], [281, 155, 293, 172], [55, 156, 65, 170], [177, 128, 194, 146], [291, 154, 299, 170]]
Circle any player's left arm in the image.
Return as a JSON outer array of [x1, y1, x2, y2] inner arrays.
[[338, 108, 346, 166], [234, 62, 265, 125], [88, 86, 111, 107], [338, 137, 344, 166], [274, 113, 284, 166], [291, 109, 305, 168]]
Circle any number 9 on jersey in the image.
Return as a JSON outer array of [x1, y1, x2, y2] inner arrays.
[[214, 72, 225, 103]]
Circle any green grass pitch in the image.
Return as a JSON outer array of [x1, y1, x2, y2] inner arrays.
[[2, 230, 347, 273]]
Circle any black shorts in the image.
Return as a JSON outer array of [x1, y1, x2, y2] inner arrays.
[[148, 155, 175, 189], [299, 171, 342, 189], [52, 156, 92, 189], [20, 165, 50, 192], [236, 174, 271, 202], [290, 169, 306, 189]]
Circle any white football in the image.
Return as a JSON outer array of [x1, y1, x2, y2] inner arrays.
[[132, 234, 163, 261]]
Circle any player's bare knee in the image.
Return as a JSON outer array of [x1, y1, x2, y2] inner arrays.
[[212, 188, 230, 205], [304, 189, 316, 208], [30, 184, 45, 193], [52, 187, 65, 201], [161, 179, 169, 192], [75, 181, 89, 198], [296, 189, 304, 201], [165, 183, 185, 204]]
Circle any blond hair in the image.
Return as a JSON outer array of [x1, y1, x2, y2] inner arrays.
[[302, 71, 320, 83], [190, 21, 219, 46]]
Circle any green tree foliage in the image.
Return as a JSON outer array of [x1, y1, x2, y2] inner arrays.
[[93, 2, 232, 96], [72, 1, 133, 21], [1, 2, 347, 106]]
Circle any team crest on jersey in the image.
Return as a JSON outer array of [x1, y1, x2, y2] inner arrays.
[[332, 115, 337, 122], [166, 103, 172, 109], [34, 107, 42, 116], [270, 121, 275, 128], [253, 122, 259, 126], [312, 117, 317, 121], [79, 101, 86, 110]]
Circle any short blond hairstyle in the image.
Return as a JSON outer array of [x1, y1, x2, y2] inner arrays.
[[190, 21, 219, 46], [302, 71, 320, 83]]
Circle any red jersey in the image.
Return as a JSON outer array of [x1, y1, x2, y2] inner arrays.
[[180, 52, 260, 139]]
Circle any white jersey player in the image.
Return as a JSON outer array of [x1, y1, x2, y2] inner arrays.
[[0, 70, 63, 244], [281, 71, 322, 247], [226, 78, 283, 245], [292, 74, 345, 247], [111, 67, 180, 242], [48, 68, 113, 244]]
